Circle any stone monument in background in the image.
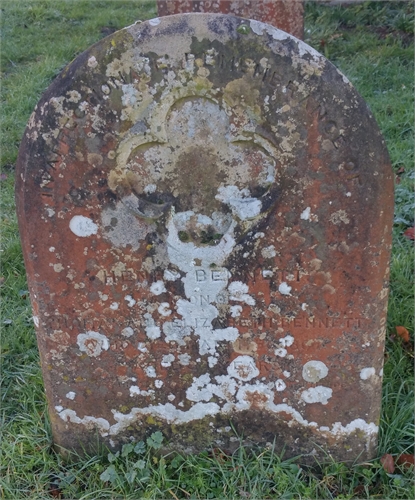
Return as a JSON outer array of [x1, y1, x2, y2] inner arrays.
[[16, 13, 393, 462], [157, 0, 304, 39]]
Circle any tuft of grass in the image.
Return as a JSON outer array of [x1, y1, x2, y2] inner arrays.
[[1, 1, 414, 499]]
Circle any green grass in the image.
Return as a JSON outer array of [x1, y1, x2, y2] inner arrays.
[[1, 1, 414, 498]]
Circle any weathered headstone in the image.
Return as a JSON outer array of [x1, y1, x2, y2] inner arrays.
[[157, 0, 304, 39], [16, 14, 393, 462]]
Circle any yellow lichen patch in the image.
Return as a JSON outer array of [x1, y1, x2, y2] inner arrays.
[[233, 337, 258, 355], [224, 77, 262, 120]]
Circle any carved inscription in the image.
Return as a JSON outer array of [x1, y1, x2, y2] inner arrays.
[[228, 316, 366, 329], [44, 313, 366, 332]]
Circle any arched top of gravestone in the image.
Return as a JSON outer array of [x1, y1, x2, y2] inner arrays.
[[17, 14, 391, 216]]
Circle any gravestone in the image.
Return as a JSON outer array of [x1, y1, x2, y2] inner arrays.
[[16, 13, 393, 462], [157, 0, 304, 39]]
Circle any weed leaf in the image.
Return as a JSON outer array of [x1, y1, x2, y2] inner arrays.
[[134, 441, 146, 454], [403, 227, 415, 240], [170, 455, 184, 469], [100, 465, 119, 484], [396, 454, 415, 468], [137, 468, 151, 482], [353, 484, 365, 496], [107, 451, 120, 463], [121, 442, 134, 457], [396, 326, 410, 342], [134, 459, 146, 470], [125, 470, 137, 485], [147, 431, 164, 449], [380, 453, 395, 473]]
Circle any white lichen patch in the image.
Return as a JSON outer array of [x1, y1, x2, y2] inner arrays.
[[161, 353, 175, 367], [186, 373, 238, 403], [178, 353, 191, 366], [208, 356, 218, 367], [329, 210, 350, 225], [125, 295, 136, 307], [278, 282, 292, 295], [145, 366, 156, 378], [101, 200, 153, 250], [249, 20, 289, 42], [77, 331, 109, 357], [53, 263, 64, 273], [164, 269, 180, 281], [56, 393, 378, 442], [278, 335, 294, 347], [144, 313, 161, 340], [111, 402, 220, 431], [150, 280, 166, 295], [301, 386, 332, 405], [66, 391, 76, 400], [261, 245, 276, 258], [144, 183, 157, 194], [227, 356, 259, 381], [197, 327, 239, 356], [300, 207, 311, 220], [360, 367, 376, 380], [275, 379, 286, 392], [121, 327, 134, 338], [302, 360, 329, 383], [129, 385, 141, 396], [215, 186, 261, 221], [268, 304, 281, 314], [228, 281, 255, 305], [230, 305, 242, 317], [158, 302, 172, 316], [87, 56, 98, 68], [87, 153, 103, 166], [69, 215, 98, 237], [274, 347, 287, 357], [296, 39, 324, 62], [137, 342, 148, 353], [66, 90, 81, 103], [155, 380, 163, 388], [328, 418, 378, 437], [121, 84, 141, 107], [186, 374, 215, 402], [163, 212, 241, 356], [56, 408, 111, 435], [163, 320, 191, 345], [98, 292, 108, 301]]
